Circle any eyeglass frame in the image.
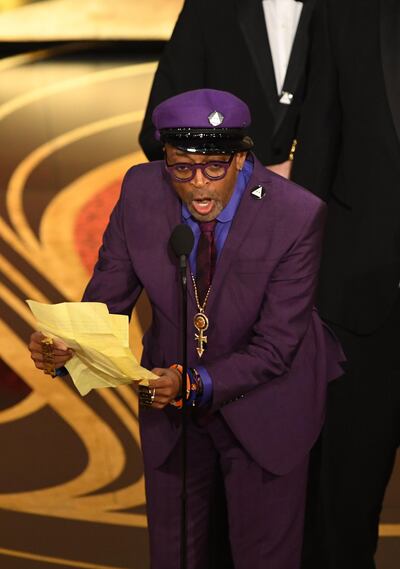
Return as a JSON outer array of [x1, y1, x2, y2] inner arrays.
[[164, 153, 235, 182]]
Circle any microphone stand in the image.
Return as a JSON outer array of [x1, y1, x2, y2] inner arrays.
[[179, 253, 189, 569], [170, 223, 193, 569]]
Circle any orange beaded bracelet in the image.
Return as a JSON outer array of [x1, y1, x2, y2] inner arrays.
[[169, 364, 195, 408]]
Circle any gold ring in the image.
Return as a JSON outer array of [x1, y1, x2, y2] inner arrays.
[[139, 385, 155, 407]]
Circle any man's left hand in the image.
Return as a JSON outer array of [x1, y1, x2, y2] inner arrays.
[[139, 367, 181, 409]]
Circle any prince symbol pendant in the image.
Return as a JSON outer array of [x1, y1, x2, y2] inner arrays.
[[194, 312, 209, 358]]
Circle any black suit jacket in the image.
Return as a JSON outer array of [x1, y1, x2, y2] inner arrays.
[[292, 0, 400, 334], [139, 0, 315, 165]]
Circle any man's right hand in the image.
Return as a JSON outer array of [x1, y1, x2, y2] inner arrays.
[[29, 331, 73, 372]]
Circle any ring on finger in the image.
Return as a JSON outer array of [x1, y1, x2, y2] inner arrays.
[[139, 386, 156, 407]]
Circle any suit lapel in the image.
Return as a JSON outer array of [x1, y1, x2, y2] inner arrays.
[[206, 160, 272, 315], [236, 0, 279, 118], [274, 0, 316, 136], [380, 0, 400, 145]]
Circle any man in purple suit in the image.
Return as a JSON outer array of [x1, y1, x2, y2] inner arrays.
[[29, 89, 344, 569]]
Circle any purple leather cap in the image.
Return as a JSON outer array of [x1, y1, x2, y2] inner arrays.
[[152, 89, 254, 154]]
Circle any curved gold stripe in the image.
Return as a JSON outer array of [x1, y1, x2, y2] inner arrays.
[[0, 216, 32, 270], [0, 215, 71, 310], [39, 150, 152, 365], [75, 388, 145, 512], [117, 385, 139, 418], [7, 111, 144, 253], [379, 524, 400, 537], [0, 321, 146, 526], [0, 282, 36, 327], [0, 547, 131, 569], [0, 392, 45, 424], [98, 389, 140, 450], [0, 63, 152, 529], [0, 152, 133, 303], [0, 62, 156, 121], [0, 151, 150, 525], [0, 0, 182, 43], [0, 61, 154, 277], [40, 152, 145, 300], [0, 42, 96, 72], [0, 502, 146, 528], [0, 253, 49, 302]]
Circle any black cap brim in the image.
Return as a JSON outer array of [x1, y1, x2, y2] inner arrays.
[[160, 128, 254, 154]]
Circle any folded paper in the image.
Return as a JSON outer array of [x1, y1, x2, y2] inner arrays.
[[27, 300, 157, 395]]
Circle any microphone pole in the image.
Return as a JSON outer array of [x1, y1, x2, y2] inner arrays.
[[169, 224, 194, 569]]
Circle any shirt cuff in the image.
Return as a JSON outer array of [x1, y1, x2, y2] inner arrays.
[[196, 366, 213, 406], [55, 366, 69, 377]]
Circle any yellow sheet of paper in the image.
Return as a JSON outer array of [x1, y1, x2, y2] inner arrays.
[[26, 300, 158, 396]]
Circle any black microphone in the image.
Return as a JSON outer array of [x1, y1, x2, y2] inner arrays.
[[170, 224, 194, 280]]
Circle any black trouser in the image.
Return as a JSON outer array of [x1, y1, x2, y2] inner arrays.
[[302, 299, 400, 569]]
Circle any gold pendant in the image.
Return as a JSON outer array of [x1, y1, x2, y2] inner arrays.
[[194, 311, 209, 358]]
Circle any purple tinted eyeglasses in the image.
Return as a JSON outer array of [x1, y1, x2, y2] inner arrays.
[[165, 153, 235, 182]]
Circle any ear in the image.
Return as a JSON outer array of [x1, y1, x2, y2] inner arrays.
[[235, 152, 247, 171]]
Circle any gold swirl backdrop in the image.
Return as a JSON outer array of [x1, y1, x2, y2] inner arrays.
[[0, 34, 399, 569], [0, 44, 155, 569]]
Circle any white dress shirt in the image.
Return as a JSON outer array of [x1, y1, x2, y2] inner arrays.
[[262, 0, 303, 95]]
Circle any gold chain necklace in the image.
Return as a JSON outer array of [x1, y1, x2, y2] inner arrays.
[[191, 273, 211, 358]]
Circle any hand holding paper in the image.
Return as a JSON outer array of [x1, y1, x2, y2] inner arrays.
[[27, 300, 158, 396]]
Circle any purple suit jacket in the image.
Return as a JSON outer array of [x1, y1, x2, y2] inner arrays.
[[83, 156, 344, 476]]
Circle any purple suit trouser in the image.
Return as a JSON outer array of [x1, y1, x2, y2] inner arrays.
[[144, 411, 309, 569]]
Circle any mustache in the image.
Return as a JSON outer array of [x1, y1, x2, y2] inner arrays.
[[187, 193, 213, 201]]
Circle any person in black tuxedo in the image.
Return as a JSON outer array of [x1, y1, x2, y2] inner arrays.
[[139, 0, 315, 177], [292, 1, 400, 567]]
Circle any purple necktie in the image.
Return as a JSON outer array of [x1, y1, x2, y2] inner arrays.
[[196, 220, 217, 304]]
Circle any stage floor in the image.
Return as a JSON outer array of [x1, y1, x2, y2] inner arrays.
[[0, 42, 398, 568]]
